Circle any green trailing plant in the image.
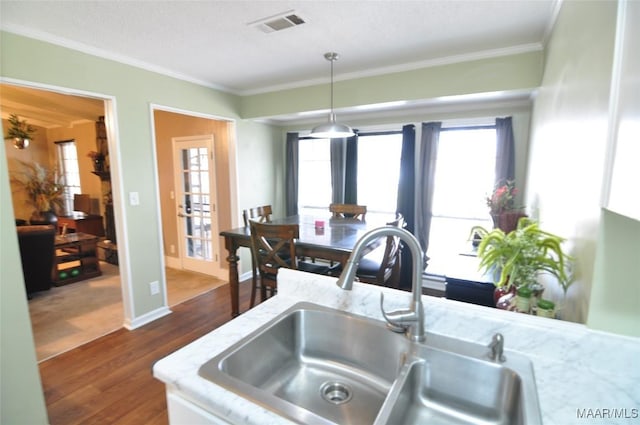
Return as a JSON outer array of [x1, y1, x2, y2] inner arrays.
[[471, 218, 573, 294], [5, 114, 36, 140], [11, 161, 65, 213]]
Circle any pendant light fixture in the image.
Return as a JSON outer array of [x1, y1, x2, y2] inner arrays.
[[309, 52, 354, 138]]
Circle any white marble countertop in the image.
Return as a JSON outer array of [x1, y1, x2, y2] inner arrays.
[[153, 269, 640, 425]]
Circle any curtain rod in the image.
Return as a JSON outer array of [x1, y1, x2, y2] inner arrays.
[[441, 124, 496, 132]]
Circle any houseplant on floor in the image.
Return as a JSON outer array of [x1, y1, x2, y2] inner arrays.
[[12, 161, 65, 224], [471, 217, 573, 314]]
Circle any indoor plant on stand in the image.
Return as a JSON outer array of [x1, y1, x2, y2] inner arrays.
[[486, 180, 527, 234], [471, 218, 573, 315], [12, 161, 65, 225]]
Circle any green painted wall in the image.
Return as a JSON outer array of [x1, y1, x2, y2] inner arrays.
[[0, 121, 49, 424], [526, 0, 640, 333], [241, 51, 543, 118], [0, 31, 282, 423]]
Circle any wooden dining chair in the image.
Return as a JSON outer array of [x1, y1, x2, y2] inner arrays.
[[243, 205, 273, 301], [242, 205, 272, 227], [356, 213, 405, 288], [329, 203, 367, 220], [249, 221, 333, 307]]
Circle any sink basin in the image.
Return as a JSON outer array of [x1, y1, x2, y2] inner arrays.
[[200, 302, 411, 425], [199, 302, 541, 425], [375, 345, 535, 424]]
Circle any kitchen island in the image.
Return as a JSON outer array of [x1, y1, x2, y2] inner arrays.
[[153, 269, 639, 424]]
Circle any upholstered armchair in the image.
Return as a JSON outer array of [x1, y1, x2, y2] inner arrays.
[[17, 225, 56, 297]]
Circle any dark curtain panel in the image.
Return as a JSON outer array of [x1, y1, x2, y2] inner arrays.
[[344, 133, 359, 204], [285, 132, 299, 216], [396, 124, 416, 290], [330, 138, 347, 204], [495, 117, 515, 185], [417, 122, 442, 264]]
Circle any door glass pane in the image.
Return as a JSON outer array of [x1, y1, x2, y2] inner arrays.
[[179, 146, 213, 261]]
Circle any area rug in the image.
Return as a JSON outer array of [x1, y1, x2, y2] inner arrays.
[[29, 264, 226, 361]]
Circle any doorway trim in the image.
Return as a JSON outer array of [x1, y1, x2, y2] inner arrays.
[[0, 76, 135, 328], [149, 103, 239, 303]]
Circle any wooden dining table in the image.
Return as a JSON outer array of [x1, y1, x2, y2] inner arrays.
[[220, 213, 393, 316]]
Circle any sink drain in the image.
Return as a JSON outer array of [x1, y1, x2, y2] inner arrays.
[[320, 381, 353, 405]]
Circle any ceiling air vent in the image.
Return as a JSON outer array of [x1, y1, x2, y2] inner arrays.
[[249, 10, 306, 33]]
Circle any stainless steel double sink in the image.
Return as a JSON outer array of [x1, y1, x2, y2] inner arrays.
[[199, 302, 542, 425]]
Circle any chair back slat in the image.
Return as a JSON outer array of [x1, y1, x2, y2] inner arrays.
[[329, 203, 367, 220], [249, 221, 299, 279], [243, 205, 273, 227], [377, 214, 405, 286]]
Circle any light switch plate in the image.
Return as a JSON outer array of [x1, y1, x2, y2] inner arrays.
[[129, 191, 140, 206], [149, 281, 160, 295]]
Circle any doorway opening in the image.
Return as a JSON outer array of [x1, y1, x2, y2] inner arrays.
[[152, 107, 235, 299], [1, 80, 127, 361]]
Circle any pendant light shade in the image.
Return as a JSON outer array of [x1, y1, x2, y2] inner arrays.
[[310, 52, 354, 139]]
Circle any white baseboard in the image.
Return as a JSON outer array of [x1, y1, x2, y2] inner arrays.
[[124, 306, 172, 330]]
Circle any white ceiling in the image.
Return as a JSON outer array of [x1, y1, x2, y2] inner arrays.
[[0, 0, 558, 129], [0, 0, 558, 95]]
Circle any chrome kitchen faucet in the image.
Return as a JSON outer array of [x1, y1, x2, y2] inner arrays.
[[336, 226, 426, 342]]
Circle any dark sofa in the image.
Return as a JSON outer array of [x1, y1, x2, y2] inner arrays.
[[17, 225, 56, 296]]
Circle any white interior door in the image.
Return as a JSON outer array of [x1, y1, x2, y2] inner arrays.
[[172, 135, 220, 276]]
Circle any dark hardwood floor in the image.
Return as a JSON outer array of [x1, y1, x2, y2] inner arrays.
[[39, 281, 251, 425]]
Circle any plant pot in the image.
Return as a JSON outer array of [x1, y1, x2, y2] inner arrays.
[[493, 284, 515, 305], [515, 286, 532, 314], [494, 285, 516, 310], [529, 283, 545, 313], [536, 299, 555, 318], [491, 211, 527, 234], [12, 137, 30, 150]]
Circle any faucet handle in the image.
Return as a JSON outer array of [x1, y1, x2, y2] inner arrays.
[[488, 333, 506, 362], [380, 292, 411, 333]]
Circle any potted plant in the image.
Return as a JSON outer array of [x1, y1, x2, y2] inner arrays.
[[12, 161, 65, 223], [471, 217, 573, 311], [5, 114, 36, 150], [486, 180, 526, 233]]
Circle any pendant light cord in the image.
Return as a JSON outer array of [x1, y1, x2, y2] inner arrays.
[[330, 55, 334, 114]]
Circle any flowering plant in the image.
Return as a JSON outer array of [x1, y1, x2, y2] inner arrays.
[[87, 151, 105, 161], [486, 180, 520, 215]]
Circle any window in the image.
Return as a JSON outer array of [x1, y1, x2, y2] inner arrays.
[[297, 138, 331, 214], [357, 133, 402, 213], [56, 140, 81, 215], [297, 132, 403, 215], [428, 127, 497, 257]]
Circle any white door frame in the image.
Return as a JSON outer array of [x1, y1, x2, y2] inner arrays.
[[0, 77, 136, 328], [150, 103, 239, 286], [172, 134, 221, 276]]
